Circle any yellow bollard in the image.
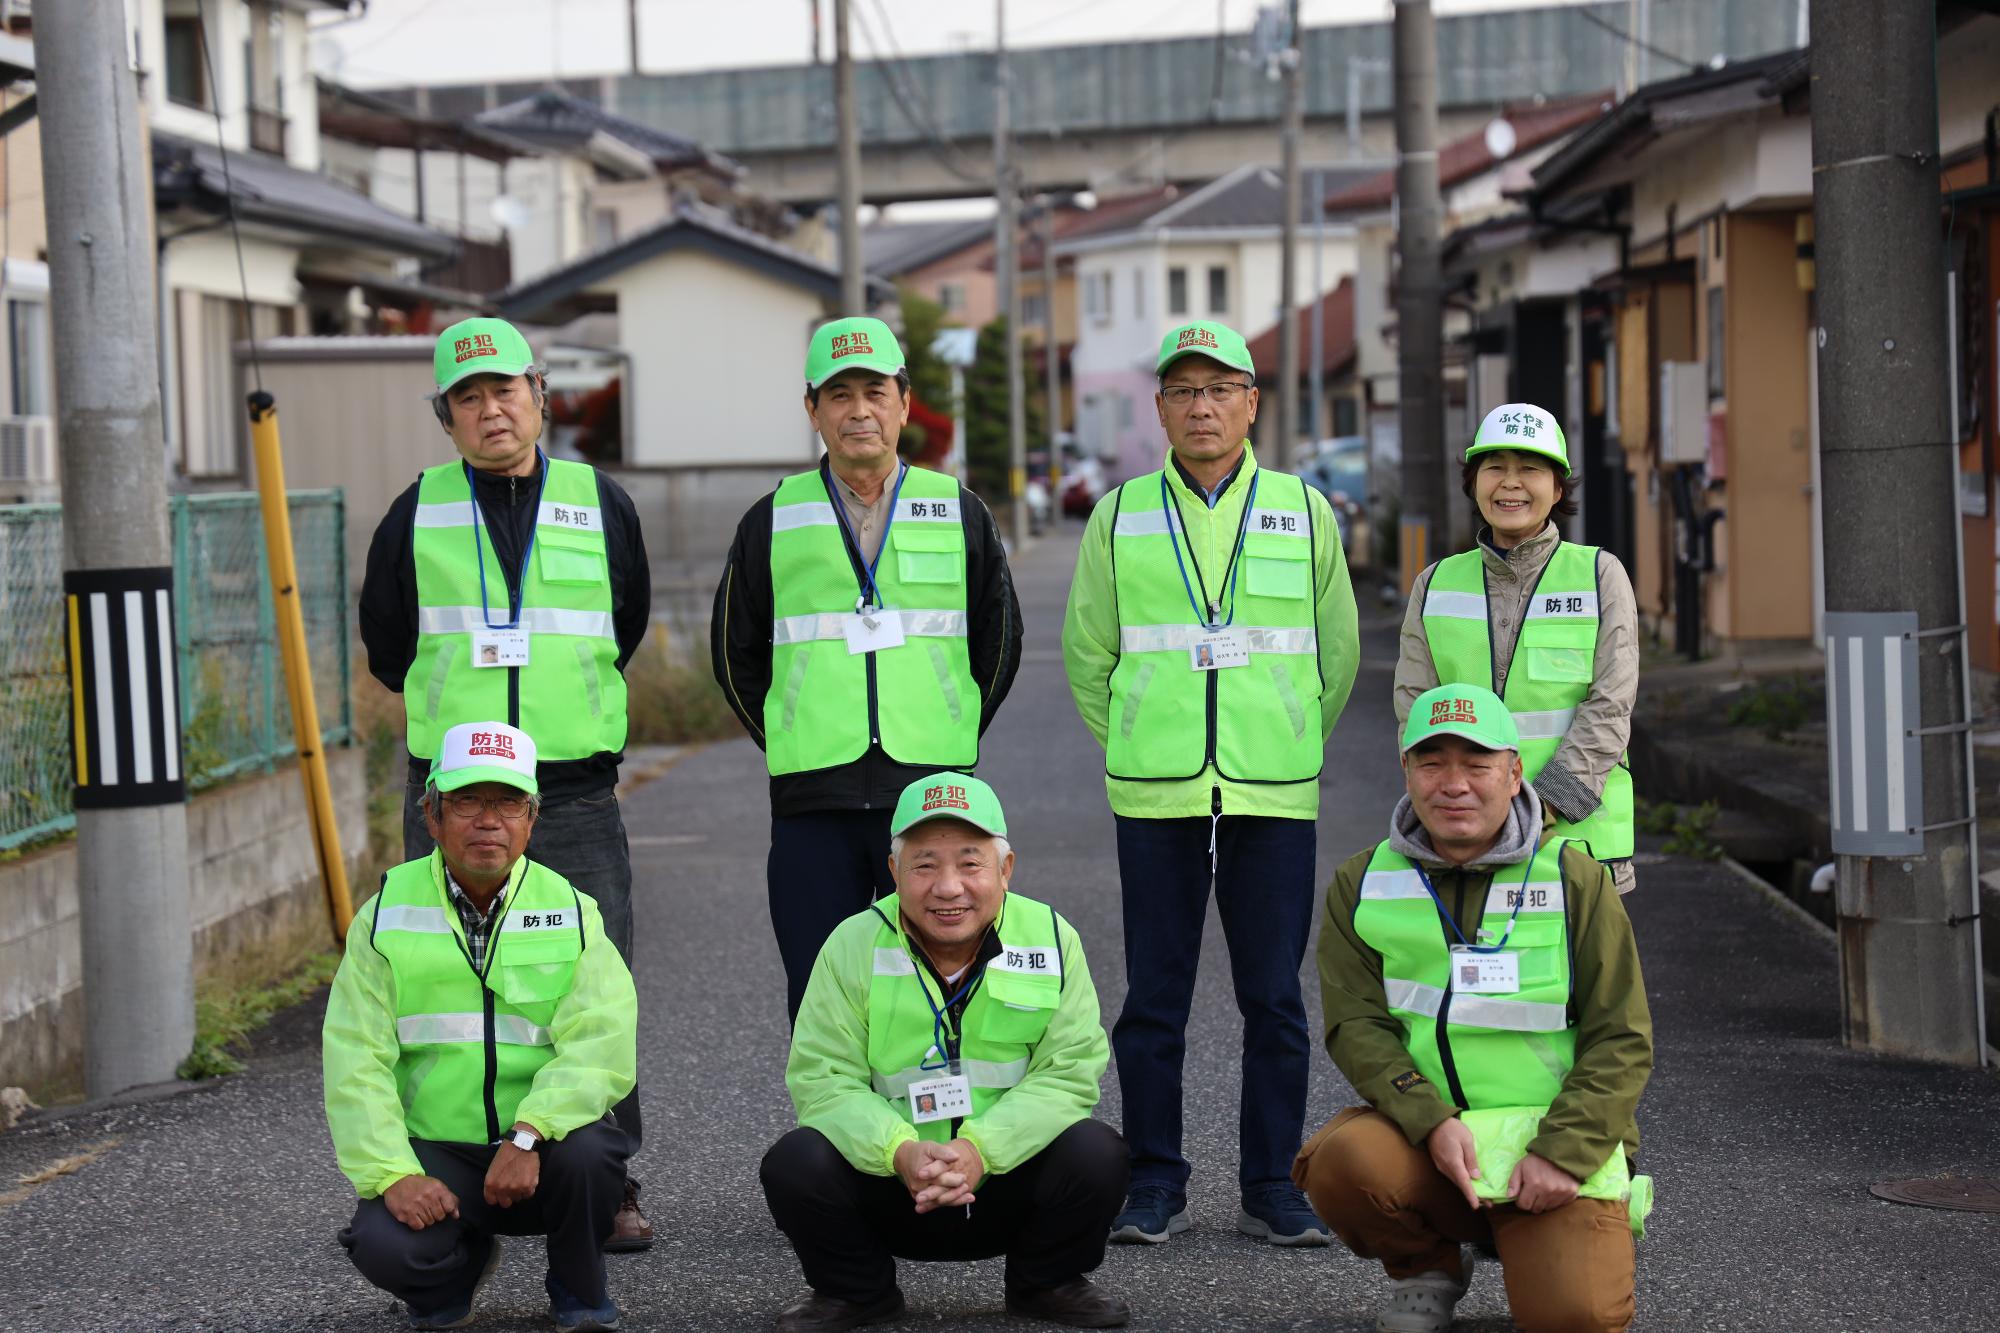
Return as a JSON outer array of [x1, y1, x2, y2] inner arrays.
[[247, 391, 354, 941]]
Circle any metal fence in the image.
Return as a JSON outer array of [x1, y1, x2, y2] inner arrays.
[[0, 490, 351, 851]]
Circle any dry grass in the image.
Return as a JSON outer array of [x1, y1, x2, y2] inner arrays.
[[623, 625, 744, 746], [0, 1139, 121, 1209]]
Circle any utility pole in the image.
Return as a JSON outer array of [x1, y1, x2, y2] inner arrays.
[[1274, 0, 1303, 469], [1392, 0, 1445, 595], [995, 0, 1026, 547], [834, 0, 864, 313], [1042, 197, 1062, 506], [1309, 167, 1325, 441], [41, 0, 195, 1095], [812, 0, 824, 65], [627, 0, 641, 76], [1812, 0, 1986, 1064]]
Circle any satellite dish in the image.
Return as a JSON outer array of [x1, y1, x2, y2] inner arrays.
[[490, 195, 532, 230], [1483, 117, 1518, 161]]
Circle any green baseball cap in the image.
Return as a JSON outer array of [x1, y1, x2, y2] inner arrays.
[[434, 317, 536, 394], [1401, 684, 1520, 755], [1464, 402, 1570, 476], [805, 316, 906, 390], [892, 772, 1008, 839], [1156, 320, 1255, 377]]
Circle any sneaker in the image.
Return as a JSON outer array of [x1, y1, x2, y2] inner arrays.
[[1236, 1185, 1332, 1247], [1107, 1184, 1191, 1244], [603, 1178, 653, 1253], [1004, 1276, 1131, 1328], [774, 1288, 907, 1332], [1375, 1247, 1476, 1333], [405, 1235, 501, 1330], [546, 1273, 621, 1332]]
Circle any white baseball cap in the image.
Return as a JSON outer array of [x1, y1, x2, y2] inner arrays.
[[429, 721, 538, 795]]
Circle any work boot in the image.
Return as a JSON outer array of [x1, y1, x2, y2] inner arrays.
[[1004, 1277, 1131, 1328], [604, 1178, 653, 1253], [774, 1287, 906, 1332], [1376, 1247, 1476, 1333]]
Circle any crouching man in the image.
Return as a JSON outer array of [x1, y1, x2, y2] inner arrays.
[[761, 774, 1131, 1331], [324, 721, 637, 1331], [1295, 685, 1653, 1333]]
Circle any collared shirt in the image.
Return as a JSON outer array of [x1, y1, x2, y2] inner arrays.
[[1170, 450, 1245, 508], [444, 867, 506, 974], [831, 464, 901, 568]]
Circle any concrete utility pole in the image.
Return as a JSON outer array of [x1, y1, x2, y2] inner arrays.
[[995, 0, 1027, 546], [1392, 0, 1446, 594], [1042, 198, 1062, 505], [41, 0, 195, 1094], [834, 0, 864, 313], [1811, 0, 1986, 1064], [627, 0, 642, 76], [1274, 0, 1303, 469], [1309, 167, 1325, 440]]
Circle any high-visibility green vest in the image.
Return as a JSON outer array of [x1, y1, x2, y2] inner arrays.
[[406, 458, 626, 762], [1103, 467, 1322, 782], [764, 464, 978, 776], [368, 852, 586, 1145], [863, 890, 1064, 1144], [1353, 839, 1632, 1205], [1420, 543, 1634, 859]]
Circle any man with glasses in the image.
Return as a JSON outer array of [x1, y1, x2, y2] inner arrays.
[[1061, 319, 1359, 1249], [326, 721, 636, 1332]]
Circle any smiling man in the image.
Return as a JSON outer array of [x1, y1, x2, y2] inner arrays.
[[712, 317, 1022, 1023], [761, 774, 1129, 1332]]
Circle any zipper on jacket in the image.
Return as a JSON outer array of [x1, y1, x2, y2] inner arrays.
[[481, 986, 501, 1143], [1432, 870, 1473, 1110], [863, 651, 881, 809]]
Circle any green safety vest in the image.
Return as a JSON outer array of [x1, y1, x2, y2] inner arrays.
[[764, 464, 978, 776], [863, 890, 1064, 1144], [1354, 839, 1633, 1206], [406, 458, 626, 762], [368, 852, 587, 1145], [1104, 467, 1322, 783], [1420, 543, 1634, 859]]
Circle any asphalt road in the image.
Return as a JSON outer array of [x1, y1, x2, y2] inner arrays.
[[2, 529, 1996, 1332]]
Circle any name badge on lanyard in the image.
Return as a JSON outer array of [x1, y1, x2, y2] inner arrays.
[[844, 608, 906, 655], [471, 628, 530, 668], [908, 1071, 973, 1124], [1450, 944, 1520, 994], [1189, 626, 1250, 671]]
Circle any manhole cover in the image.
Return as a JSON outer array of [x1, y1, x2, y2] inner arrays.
[[1869, 1177, 2000, 1212]]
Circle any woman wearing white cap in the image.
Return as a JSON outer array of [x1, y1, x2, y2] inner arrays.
[[1394, 403, 1639, 893]]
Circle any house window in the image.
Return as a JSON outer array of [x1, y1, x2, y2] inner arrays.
[[1334, 396, 1359, 436], [1022, 289, 1047, 327], [1208, 265, 1229, 314], [1706, 285, 1725, 400], [1085, 271, 1112, 324], [1133, 266, 1145, 317], [1116, 394, 1133, 429], [939, 282, 966, 314], [1168, 266, 1188, 316], [592, 207, 619, 251], [164, 16, 207, 109], [8, 298, 49, 417]]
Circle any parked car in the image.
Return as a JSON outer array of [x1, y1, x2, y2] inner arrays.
[[1297, 436, 1374, 569]]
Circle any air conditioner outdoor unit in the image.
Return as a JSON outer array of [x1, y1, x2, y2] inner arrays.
[[0, 414, 56, 485]]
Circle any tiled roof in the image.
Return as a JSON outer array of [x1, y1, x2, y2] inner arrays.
[[476, 91, 741, 176], [1245, 277, 1355, 381], [1323, 91, 1614, 215]]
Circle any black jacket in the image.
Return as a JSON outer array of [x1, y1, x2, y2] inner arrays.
[[360, 457, 652, 800], [710, 459, 1022, 817]]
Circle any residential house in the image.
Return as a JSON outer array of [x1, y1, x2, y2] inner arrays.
[[0, 30, 46, 501], [862, 216, 995, 325], [1245, 275, 1360, 443]]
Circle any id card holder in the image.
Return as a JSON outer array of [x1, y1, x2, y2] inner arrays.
[[471, 629, 530, 668], [908, 1072, 972, 1124], [1188, 625, 1251, 672], [844, 609, 906, 656], [1450, 945, 1520, 994]]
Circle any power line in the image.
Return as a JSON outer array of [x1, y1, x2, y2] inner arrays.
[[1574, 5, 1702, 74], [850, 0, 991, 185]]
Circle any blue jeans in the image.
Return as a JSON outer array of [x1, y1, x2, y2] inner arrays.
[[768, 810, 896, 1023], [1111, 812, 1316, 1197]]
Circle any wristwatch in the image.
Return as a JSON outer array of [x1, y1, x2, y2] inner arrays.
[[504, 1127, 542, 1153]]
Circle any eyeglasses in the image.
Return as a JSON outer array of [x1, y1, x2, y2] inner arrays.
[[1160, 382, 1252, 407], [440, 791, 534, 820]]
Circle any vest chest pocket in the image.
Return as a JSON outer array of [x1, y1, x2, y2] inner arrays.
[[1518, 621, 1594, 685], [894, 525, 964, 585], [1496, 918, 1567, 989], [538, 526, 607, 586], [1240, 534, 1311, 601], [975, 967, 1059, 1043], [494, 927, 582, 1005]]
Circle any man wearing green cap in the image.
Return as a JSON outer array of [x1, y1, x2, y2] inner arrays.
[[360, 316, 656, 1248], [712, 316, 1022, 1023], [761, 773, 1130, 1331], [325, 721, 636, 1332], [1060, 319, 1358, 1248], [1295, 684, 1652, 1333]]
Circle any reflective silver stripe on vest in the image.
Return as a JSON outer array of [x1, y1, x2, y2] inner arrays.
[[1383, 979, 1568, 1033], [417, 606, 616, 639], [1525, 590, 1599, 619], [412, 501, 604, 533], [374, 904, 453, 934], [872, 947, 917, 976], [1511, 708, 1576, 741], [1422, 589, 1488, 620], [395, 1012, 554, 1047], [770, 609, 969, 645], [1246, 508, 1310, 537], [1480, 880, 1567, 920], [771, 502, 840, 533], [1357, 868, 1431, 901], [1118, 623, 1318, 655], [1112, 509, 1172, 538], [871, 1057, 1030, 1099]]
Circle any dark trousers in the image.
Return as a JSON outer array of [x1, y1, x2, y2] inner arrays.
[[768, 810, 896, 1022], [339, 1119, 628, 1314], [760, 1121, 1129, 1304], [404, 778, 643, 1154], [1111, 812, 1316, 1196]]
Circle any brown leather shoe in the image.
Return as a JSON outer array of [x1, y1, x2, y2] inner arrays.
[[774, 1288, 905, 1332], [603, 1178, 653, 1253], [1004, 1278, 1130, 1328]]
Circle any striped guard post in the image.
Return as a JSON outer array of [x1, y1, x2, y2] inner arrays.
[[63, 567, 187, 810]]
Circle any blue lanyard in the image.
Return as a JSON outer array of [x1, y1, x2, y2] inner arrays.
[[913, 955, 984, 1074], [467, 453, 548, 631], [1413, 857, 1535, 953], [825, 463, 910, 613], [1161, 468, 1259, 630]]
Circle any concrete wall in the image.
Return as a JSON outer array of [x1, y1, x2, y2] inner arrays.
[[0, 745, 369, 1097]]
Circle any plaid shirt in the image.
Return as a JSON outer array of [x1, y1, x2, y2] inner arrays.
[[444, 868, 506, 975]]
